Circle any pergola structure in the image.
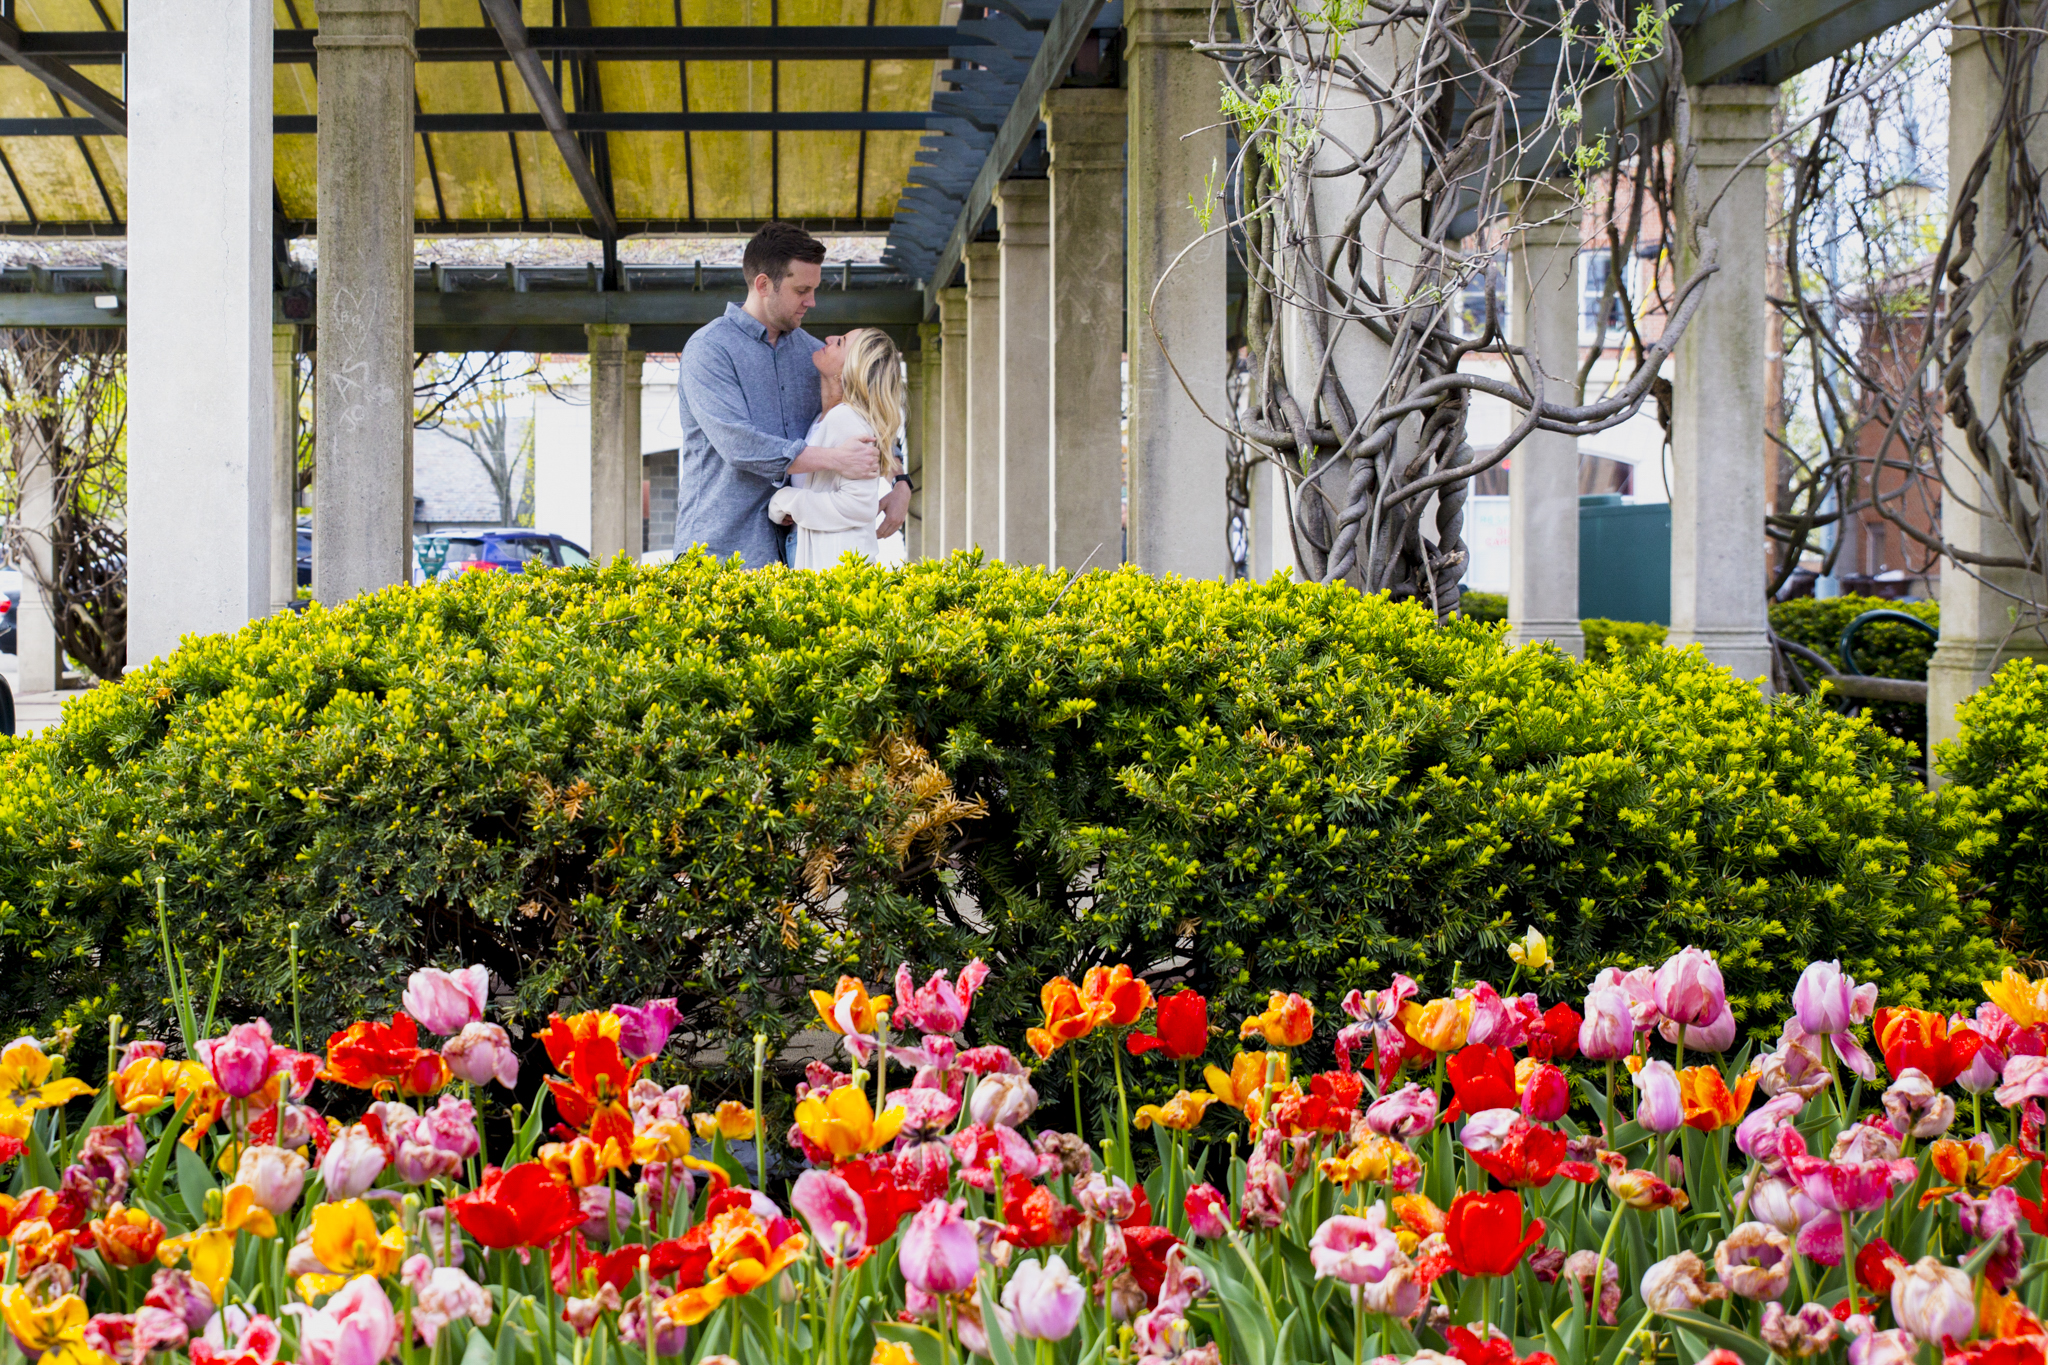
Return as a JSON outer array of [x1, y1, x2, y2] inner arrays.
[[0, 0, 2036, 743]]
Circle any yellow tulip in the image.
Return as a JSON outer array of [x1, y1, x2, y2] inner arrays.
[[156, 1227, 238, 1303], [692, 1101, 758, 1143], [1203, 1052, 1286, 1112], [808, 977, 892, 1037], [792, 1084, 906, 1161], [294, 1198, 406, 1298], [1398, 997, 1474, 1052], [0, 1286, 101, 1365], [631, 1119, 695, 1164], [1134, 1090, 1216, 1132], [1508, 927, 1555, 973], [1983, 968, 2048, 1029], [0, 1039, 95, 1141]]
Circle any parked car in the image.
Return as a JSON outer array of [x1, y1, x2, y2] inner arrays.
[[0, 564, 19, 656], [297, 520, 312, 589], [431, 530, 592, 583]]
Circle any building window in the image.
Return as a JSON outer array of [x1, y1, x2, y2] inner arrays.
[[1454, 252, 1509, 339], [1578, 250, 1630, 345]]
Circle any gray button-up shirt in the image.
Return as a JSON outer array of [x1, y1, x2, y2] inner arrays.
[[674, 302, 824, 569]]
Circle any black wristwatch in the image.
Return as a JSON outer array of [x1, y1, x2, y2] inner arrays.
[[893, 473, 915, 492]]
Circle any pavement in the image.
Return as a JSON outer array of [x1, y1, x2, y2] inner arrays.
[[0, 660, 85, 738]]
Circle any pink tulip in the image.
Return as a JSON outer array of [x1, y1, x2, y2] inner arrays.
[[1075, 1173, 1137, 1223], [1183, 1184, 1230, 1239], [949, 1122, 1045, 1191], [1660, 1001, 1738, 1053], [144, 1270, 217, 1337], [610, 999, 682, 1060], [188, 1315, 282, 1365], [1881, 1070, 1954, 1138], [420, 1095, 480, 1158], [790, 1169, 868, 1264], [1520, 1064, 1570, 1122], [1364, 1084, 1438, 1138], [1760, 1302, 1837, 1358], [577, 1187, 635, 1243], [1785, 1152, 1916, 1213], [1634, 1060, 1683, 1133], [289, 1275, 399, 1365], [619, 1293, 690, 1358], [319, 1124, 388, 1200], [967, 1072, 1039, 1128], [1594, 967, 1661, 1030], [1735, 1093, 1807, 1166], [888, 1086, 963, 1138], [402, 965, 490, 1037], [1995, 1054, 2048, 1108], [1653, 948, 1726, 1028], [1849, 1329, 1919, 1365], [1890, 1257, 1976, 1344], [1460, 983, 1526, 1049], [234, 1145, 308, 1216], [1955, 1029, 2005, 1095], [196, 1020, 282, 1099], [1308, 1206, 1407, 1287], [893, 960, 990, 1035], [900, 1198, 978, 1295], [1458, 1109, 1520, 1153], [119, 1039, 168, 1071], [441, 1022, 520, 1089], [1001, 1253, 1084, 1341], [400, 1258, 491, 1346], [1577, 987, 1636, 1061]]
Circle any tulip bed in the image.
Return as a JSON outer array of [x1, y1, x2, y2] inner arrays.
[[7, 938, 2048, 1365]]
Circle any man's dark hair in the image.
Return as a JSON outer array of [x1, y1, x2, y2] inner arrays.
[[742, 222, 828, 287]]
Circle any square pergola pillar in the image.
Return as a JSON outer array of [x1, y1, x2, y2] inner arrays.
[[312, 0, 418, 603], [964, 241, 1003, 555], [997, 179, 1053, 566], [938, 288, 969, 555], [1669, 84, 1778, 689], [1507, 182, 1587, 660], [128, 0, 276, 663]]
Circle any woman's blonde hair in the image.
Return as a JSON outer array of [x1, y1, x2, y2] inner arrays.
[[839, 327, 905, 476]]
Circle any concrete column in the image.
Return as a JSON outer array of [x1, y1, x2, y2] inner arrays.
[[997, 179, 1053, 566], [312, 0, 416, 604], [272, 325, 301, 611], [905, 324, 936, 560], [586, 324, 632, 562], [1043, 88, 1127, 573], [625, 350, 645, 557], [1928, 10, 2048, 752], [12, 426, 59, 693], [1126, 0, 1227, 578], [938, 287, 969, 554], [1669, 85, 1777, 687], [1507, 183, 1586, 659], [128, 0, 274, 663], [964, 242, 1003, 555]]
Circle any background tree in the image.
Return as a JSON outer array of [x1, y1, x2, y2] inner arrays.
[[0, 328, 127, 680]]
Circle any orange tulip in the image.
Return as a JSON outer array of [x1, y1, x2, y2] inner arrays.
[[1239, 992, 1315, 1048], [809, 977, 892, 1037], [540, 1135, 633, 1187], [1026, 977, 1097, 1059], [1081, 965, 1153, 1028], [1678, 1066, 1758, 1131], [87, 1206, 164, 1269], [659, 1207, 807, 1325], [1921, 1136, 2026, 1206]]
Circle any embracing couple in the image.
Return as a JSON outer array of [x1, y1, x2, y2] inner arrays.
[[673, 223, 912, 570]]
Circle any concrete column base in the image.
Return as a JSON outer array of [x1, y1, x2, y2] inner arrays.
[[1928, 639, 2048, 756], [1508, 620, 1588, 656], [1673, 627, 1777, 686]]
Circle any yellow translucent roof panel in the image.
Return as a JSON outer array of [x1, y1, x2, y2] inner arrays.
[[1, 0, 954, 231]]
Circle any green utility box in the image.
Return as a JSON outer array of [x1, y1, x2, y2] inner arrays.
[[1578, 494, 1671, 624]]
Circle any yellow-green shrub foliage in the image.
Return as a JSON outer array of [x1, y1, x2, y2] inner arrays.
[[0, 555, 2000, 1080], [1941, 657, 2048, 956]]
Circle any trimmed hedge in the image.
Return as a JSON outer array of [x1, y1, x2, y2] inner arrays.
[[0, 556, 2002, 1089], [1941, 657, 2048, 959]]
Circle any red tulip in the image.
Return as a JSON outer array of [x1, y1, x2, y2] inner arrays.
[[1445, 1045, 1520, 1120], [1445, 1190, 1545, 1278], [1528, 1003, 1582, 1062], [322, 1015, 450, 1097], [1467, 1120, 1573, 1190], [449, 1162, 585, 1249], [1874, 1008, 1985, 1091], [1129, 991, 1209, 1061]]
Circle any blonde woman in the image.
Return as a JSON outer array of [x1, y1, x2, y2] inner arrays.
[[769, 327, 904, 568]]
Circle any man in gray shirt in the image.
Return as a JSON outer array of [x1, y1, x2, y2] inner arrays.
[[674, 224, 910, 567]]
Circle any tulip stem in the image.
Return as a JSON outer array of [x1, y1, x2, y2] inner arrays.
[[752, 1034, 768, 1192], [1072, 1054, 1086, 1147], [1352, 1285, 1365, 1365], [1110, 1038, 1133, 1184]]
